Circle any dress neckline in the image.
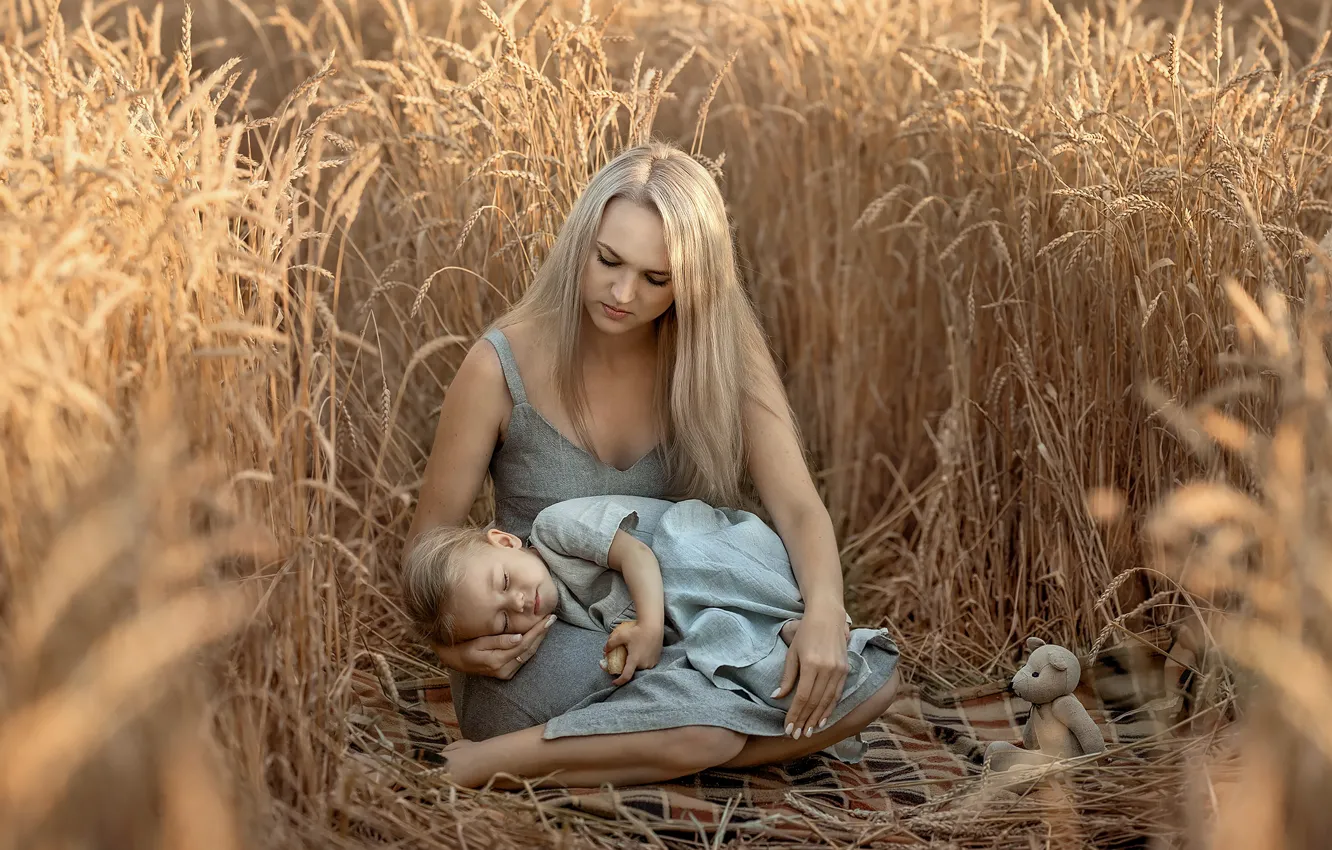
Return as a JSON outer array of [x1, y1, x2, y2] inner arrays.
[[515, 402, 662, 474]]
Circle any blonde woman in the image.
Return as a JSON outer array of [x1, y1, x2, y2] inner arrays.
[[404, 141, 901, 786]]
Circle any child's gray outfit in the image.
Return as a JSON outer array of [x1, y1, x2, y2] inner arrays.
[[529, 495, 901, 760]]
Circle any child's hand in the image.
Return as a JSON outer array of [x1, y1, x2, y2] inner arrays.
[[602, 620, 663, 685]]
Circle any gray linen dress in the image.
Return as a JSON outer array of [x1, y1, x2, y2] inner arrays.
[[528, 496, 901, 748], [452, 329, 899, 763], [450, 329, 675, 741]]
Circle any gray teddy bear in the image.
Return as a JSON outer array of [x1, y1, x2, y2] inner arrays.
[[984, 637, 1106, 773]]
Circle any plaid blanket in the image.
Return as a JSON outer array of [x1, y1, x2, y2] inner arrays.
[[347, 628, 1226, 842]]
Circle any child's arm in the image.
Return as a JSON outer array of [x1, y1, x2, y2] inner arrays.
[[607, 530, 664, 629], [602, 529, 664, 684]]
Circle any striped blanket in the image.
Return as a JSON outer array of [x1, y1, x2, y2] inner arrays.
[[347, 628, 1226, 842]]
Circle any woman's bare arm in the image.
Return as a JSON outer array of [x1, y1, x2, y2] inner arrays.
[[405, 341, 508, 550], [405, 338, 554, 677], [742, 360, 850, 739]]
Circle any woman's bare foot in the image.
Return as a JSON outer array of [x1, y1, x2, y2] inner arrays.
[[439, 725, 749, 789], [440, 739, 488, 788]]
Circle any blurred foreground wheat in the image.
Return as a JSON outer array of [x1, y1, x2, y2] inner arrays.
[[0, 3, 366, 845], [1133, 236, 1332, 850], [0, 403, 262, 850]]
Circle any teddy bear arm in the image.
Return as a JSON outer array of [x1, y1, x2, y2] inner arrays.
[[1051, 694, 1105, 755], [1020, 715, 1039, 751]]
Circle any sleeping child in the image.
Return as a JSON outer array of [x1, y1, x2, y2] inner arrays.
[[402, 495, 900, 763]]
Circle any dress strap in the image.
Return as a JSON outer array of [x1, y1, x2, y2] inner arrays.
[[482, 328, 529, 406]]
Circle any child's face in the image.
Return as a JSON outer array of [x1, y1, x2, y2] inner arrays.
[[448, 530, 559, 642]]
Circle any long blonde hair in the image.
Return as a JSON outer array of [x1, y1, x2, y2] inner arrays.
[[495, 141, 791, 508]]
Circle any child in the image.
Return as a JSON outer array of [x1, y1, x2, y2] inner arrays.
[[403, 495, 899, 759]]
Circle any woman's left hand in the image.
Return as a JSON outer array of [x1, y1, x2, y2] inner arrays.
[[773, 606, 849, 739]]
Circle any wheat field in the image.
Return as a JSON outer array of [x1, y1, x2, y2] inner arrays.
[[3, 0, 1332, 846]]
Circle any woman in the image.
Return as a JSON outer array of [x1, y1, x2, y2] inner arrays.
[[404, 141, 901, 787]]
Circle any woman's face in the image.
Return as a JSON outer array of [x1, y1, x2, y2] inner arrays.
[[580, 198, 675, 336]]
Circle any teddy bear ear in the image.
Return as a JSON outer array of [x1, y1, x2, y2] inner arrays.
[[1049, 655, 1069, 671], [1026, 637, 1046, 651]]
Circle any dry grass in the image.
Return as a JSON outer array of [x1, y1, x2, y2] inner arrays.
[[3, 0, 1332, 846]]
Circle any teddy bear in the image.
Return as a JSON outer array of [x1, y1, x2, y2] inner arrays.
[[984, 637, 1106, 774]]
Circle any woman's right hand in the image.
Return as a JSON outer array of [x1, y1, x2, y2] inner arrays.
[[432, 614, 556, 679]]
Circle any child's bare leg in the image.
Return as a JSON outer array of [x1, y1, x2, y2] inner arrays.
[[722, 669, 901, 768], [443, 724, 747, 789]]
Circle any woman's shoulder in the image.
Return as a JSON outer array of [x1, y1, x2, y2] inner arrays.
[[455, 318, 556, 410], [491, 318, 549, 361], [462, 319, 541, 370], [490, 319, 558, 389], [448, 334, 512, 407]]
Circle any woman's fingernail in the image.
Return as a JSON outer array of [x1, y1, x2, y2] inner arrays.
[[805, 727, 814, 739], [794, 727, 803, 740], [785, 723, 794, 737], [771, 688, 782, 699], [819, 717, 829, 730], [508, 634, 522, 645], [546, 615, 557, 627]]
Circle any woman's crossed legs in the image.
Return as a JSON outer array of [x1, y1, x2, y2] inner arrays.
[[442, 667, 902, 789]]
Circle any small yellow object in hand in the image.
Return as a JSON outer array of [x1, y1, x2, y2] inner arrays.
[[603, 620, 635, 675]]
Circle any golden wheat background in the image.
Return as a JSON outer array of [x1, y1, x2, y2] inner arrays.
[[3, 0, 1332, 846]]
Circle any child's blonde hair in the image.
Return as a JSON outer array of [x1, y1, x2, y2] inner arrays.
[[401, 525, 491, 645]]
